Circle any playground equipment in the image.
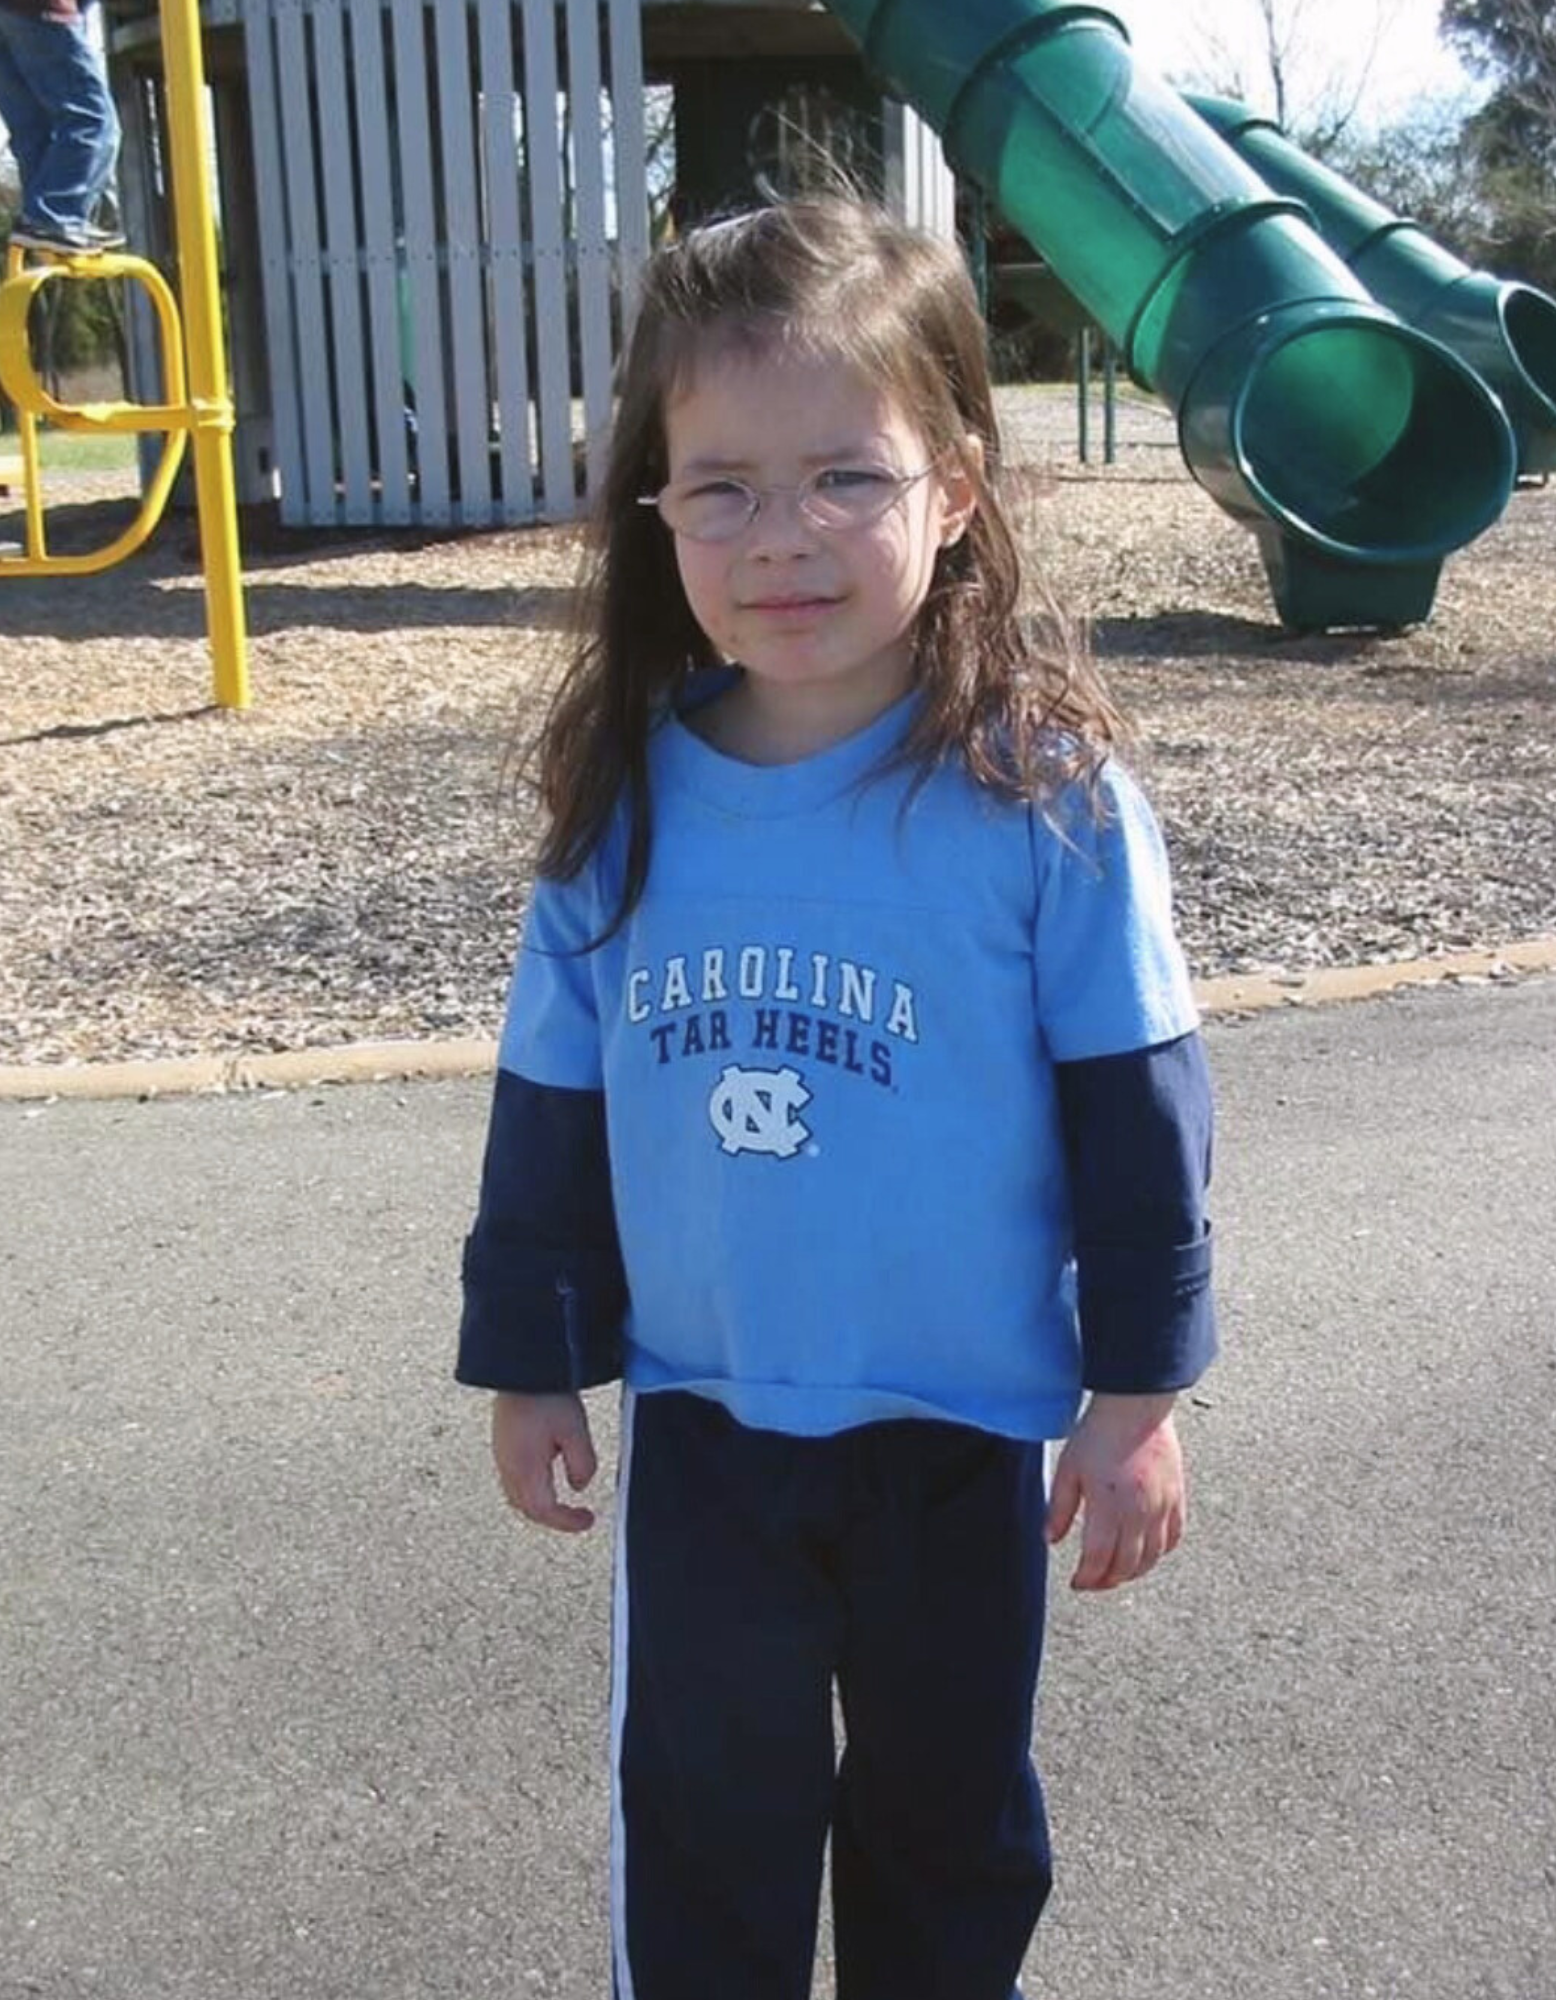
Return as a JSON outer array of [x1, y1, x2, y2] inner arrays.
[[5, 1, 1537, 644], [1, 249, 192, 571], [170, 0, 945, 534], [0, 0, 248, 708], [823, 0, 1519, 629], [1186, 93, 1556, 480]]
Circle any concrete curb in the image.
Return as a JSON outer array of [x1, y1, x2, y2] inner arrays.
[[1193, 937, 1556, 1018], [3, 940, 1554, 1105], [0, 1037, 498, 1104]]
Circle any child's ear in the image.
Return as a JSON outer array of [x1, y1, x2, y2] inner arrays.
[[936, 434, 984, 548]]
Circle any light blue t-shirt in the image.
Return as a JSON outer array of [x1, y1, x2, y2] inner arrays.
[[498, 692, 1198, 1441]]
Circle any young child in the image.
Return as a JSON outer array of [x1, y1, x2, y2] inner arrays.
[[458, 196, 1215, 2000]]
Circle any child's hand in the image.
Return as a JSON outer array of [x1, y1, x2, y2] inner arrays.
[[491, 1391, 599, 1534], [1045, 1392, 1185, 1592]]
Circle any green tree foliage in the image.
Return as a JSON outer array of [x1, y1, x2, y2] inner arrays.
[[1438, 0, 1556, 287], [1443, 0, 1556, 125]]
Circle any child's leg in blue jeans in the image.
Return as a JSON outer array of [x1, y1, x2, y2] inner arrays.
[[610, 1390, 1050, 2000]]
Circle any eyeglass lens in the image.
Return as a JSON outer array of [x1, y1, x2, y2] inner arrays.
[[652, 466, 928, 541]]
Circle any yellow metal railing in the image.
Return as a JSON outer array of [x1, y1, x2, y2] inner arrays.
[[0, 0, 250, 708], [0, 246, 192, 574]]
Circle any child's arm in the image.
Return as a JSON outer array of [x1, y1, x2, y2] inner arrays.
[[492, 1391, 600, 1534], [457, 871, 625, 1533], [1051, 1032, 1216, 1591], [457, 1069, 626, 1395], [456, 1068, 626, 1539]]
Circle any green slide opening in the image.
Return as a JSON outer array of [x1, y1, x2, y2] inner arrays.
[[1237, 322, 1513, 557], [1503, 289, 1556, 415]]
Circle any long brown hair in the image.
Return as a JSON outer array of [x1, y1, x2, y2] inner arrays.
[[535, 196, 1121, 928]]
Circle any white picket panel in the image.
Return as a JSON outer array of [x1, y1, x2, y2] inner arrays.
[[237, 0, 649, 528], [131, 4, 957, 533], [608, 0, 650, 327], [313, 1, 373, 512], [388, 0, 452, 522], [887, 100, 956, 243], [433, 0, 494, 522], [242, 0, 310, 514], [225, 4, 952, 531], [565, 0, 614, 493], [522, 0, 576, 517], [274, 1, 338, 513], [348, 0, 414, 523], [477, 0, 535, 518]]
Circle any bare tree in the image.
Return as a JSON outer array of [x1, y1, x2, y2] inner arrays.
[[1327, 92, 1493, 246], [1171, 0, 1414, 150]]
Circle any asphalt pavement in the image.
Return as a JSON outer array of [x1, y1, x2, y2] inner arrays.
[[3, 976, 1554, 2000]]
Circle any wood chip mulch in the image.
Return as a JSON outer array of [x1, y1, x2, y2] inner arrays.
[[2, 388, 1553, 1070]]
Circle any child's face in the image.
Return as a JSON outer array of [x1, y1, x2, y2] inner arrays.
[[661, 348, 977, 735]]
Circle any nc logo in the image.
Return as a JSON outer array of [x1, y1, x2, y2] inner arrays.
[[708, 1065, 812, 1159]]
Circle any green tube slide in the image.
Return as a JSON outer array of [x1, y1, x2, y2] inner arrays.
[[822, 0, 1518, 629], [1186, 94, 1556, 479]]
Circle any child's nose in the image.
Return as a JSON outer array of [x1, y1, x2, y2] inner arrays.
[[746, 485, 819, 555]]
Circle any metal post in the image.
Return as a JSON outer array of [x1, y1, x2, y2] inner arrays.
[[1077, 324, 1091, 464], [158, 0, 250, 708], [966, 184, 988, 319], [1103, 336, 1117, 465]]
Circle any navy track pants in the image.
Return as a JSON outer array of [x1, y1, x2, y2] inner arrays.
[[610, 1389, 1052, 2000]]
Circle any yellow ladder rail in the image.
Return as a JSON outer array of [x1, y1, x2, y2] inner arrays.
[[0, 0, 249, 708], [0, 244, 192, 575]]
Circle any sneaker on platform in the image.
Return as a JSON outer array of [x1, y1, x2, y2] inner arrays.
[[9, 220, 127, 254]]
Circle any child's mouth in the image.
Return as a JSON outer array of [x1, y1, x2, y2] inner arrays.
[[745, 595, 838, 616]]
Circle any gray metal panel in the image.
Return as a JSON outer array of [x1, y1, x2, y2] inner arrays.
[[566, 0, 613, 495], [917, 109, 955, 239], [476, 0, 535, 520], [432, 0, 492, 524], [348, 0, 413, 524], [313, 0, 374, 516], [885, 97, 909, 222], [275, 0, 338, 521], [111, 68, 169, 496], [389, 0, 452, 522], [210, 78, 279, 505], [242, 0, 311, 522], [884, 98, 955, 241], [521, 0, 574, 517]]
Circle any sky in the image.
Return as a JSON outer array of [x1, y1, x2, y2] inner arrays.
[[1113, 0, 1479, 125]]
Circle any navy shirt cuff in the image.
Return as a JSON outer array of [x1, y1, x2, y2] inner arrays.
[[455, 1069, 626, 1394], [1075, 1228, 1217, 1393]]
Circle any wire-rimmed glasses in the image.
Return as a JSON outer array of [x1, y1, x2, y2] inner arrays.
[[637, 461, 939, 543]]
